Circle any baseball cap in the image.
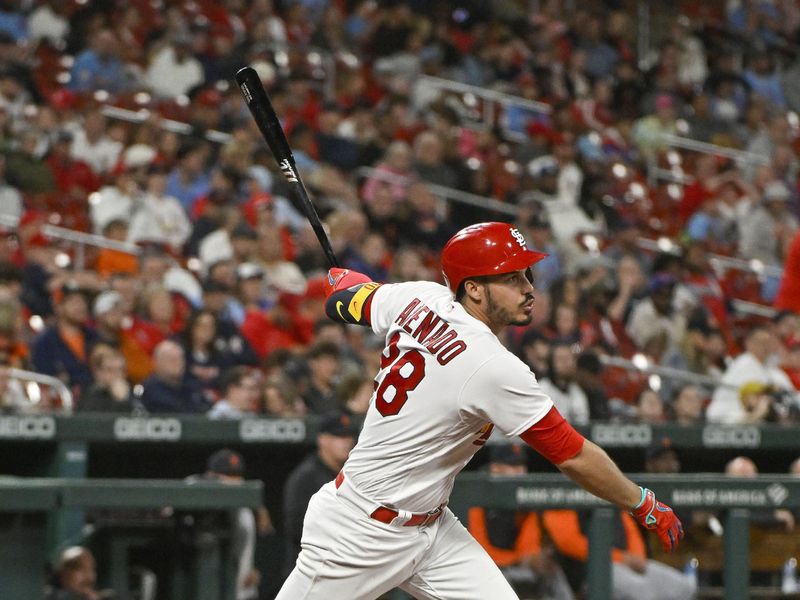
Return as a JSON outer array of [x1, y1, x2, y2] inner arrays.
[[93, 290, 123, 317], [53, 279, 89, 304], [207, 448, 245, 477], [764, 180, 791, 202], [655, 94, 675, 111], [319, 411, 359, 437], [231, 222, 258, 241], [489, 443, 527, 466], [237, 262, 265, 281], [648, 272, 677, 293], [645, 437, 675, 461], [739, 381, 770, 399]]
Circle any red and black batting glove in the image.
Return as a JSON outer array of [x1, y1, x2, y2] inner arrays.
[[630, 487, 684, 552], [324, 268, 372, 299]]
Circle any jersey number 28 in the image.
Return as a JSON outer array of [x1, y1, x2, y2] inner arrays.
[[375, 332, 426, 416]]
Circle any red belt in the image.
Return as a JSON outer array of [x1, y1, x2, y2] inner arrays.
[[335, 471, 445, 527]]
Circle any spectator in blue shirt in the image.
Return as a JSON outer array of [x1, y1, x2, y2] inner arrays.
[[31, 280, 98, 394], [743, 50, 786, 109], [69, 29, 130, 94], [165, 140, 211, 212], [0, 0, 27, 42], [138, 339, 208, 413]]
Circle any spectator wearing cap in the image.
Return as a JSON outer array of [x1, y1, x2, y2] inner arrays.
[[208, 366, 261, 419], [739, 180, 798, 272], [78, 344, 134, 413], [236, 262, 303, 360], [707, 327, 798, 424], [626, 273, 686, 358], [468, 444, 575, 599], [144, 31, 204, 98], [44, 546, 107, 600], [93, 289, 154, 383], [282, 410, 358, 576], [301, 341, 342, 414], [202, 449, 267, 600], [128, 164, 192, 253], [138, 339, 207, 413], [31, 281, 98, 394]]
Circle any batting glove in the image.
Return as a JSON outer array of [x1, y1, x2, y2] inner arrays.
[[630, 487, 684, 552], [324, 268, 371, 298]]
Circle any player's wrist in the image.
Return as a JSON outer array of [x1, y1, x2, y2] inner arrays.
[[632, 486, 648, 511]]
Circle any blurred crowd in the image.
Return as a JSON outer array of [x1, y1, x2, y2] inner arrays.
[[0, 0, 797, 428]]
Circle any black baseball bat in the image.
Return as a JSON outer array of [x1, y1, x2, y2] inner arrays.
[[234, 66, 340, 268]]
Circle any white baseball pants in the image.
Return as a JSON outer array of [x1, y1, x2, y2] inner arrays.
[[276, 480, 519, 600]]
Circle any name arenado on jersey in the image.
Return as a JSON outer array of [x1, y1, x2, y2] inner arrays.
[[394, 297, 468, 365]]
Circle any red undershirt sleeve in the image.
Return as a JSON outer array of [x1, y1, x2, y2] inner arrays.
[[519, 406, 585, 465]]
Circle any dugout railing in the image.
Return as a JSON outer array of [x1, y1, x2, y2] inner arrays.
[[448, 473, 800, 600], [2, 415, 800, 599], [0, 477, 262, 600]]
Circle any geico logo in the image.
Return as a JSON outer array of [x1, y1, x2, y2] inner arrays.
[[591, 424, 652, 446], [240, 419, 306, 442], [702, 426, 761, 448], [0, 416, 56, 439], [113, 418, 182, 441]]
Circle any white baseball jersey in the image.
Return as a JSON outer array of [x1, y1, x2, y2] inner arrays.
[[343, 280, 553, 513]]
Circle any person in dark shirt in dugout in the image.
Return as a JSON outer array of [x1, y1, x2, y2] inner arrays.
[[282, 411, 358, 577]]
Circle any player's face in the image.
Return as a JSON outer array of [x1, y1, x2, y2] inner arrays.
[[483, 269, 536, 328]]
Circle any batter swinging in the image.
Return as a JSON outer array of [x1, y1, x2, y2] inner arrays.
[[276, 222, 682, 600]]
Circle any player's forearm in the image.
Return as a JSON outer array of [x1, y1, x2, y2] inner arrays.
[[556, 439, 642, 510]]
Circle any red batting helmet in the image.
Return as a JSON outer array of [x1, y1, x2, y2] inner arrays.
[[441, 222, 548, 294]]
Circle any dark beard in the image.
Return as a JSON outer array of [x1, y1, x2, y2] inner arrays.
[[485, 288, 533, 327]]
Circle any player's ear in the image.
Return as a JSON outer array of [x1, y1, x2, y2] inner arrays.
[[462, 278, 485, 303]]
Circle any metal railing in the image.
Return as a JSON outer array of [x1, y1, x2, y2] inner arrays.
[[450, 473, 800, 600], [354, 166, 519, 216], [100, 105, 233, 145], [417, 74, 552, 139], [0, 214, 140, 269], [635, 236, 784, 279], [599, 355, 725, 390], [4, 367, 74, 412], [661, 134, 770, 166]]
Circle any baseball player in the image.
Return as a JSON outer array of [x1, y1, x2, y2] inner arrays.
[[276, 222, 682, 600]]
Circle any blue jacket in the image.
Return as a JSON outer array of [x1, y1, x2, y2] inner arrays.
[[31, 325, 98, 393], [139, 375, 209, 414]]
